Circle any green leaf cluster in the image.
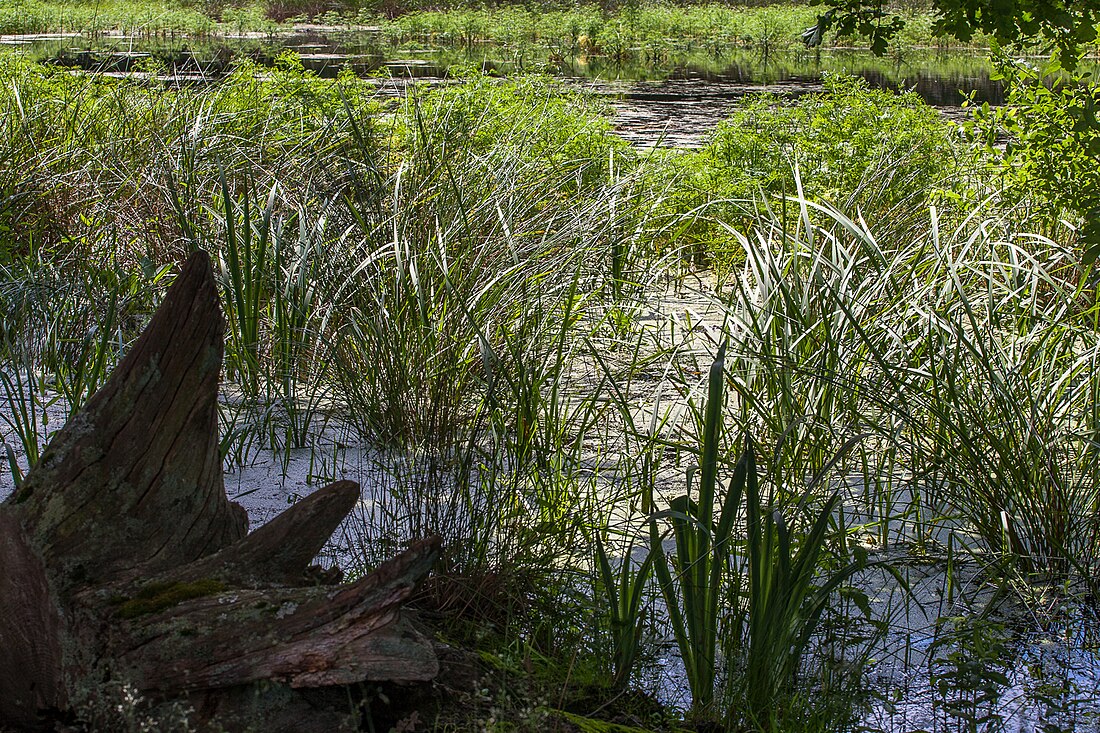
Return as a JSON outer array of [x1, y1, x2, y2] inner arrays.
[[393, 72, 628, 193], [659, 74, 955, 267], [966, 54, 1100, 261], [817, 0, 1099, 65]]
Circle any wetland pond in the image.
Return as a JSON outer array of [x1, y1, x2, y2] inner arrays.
[[7, 28, 1100, 732], [5, 29, 1002, 147], [3, 278, 1100, 733]]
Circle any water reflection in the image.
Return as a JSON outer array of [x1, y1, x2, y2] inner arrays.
[[6, 32, 1004, 107]]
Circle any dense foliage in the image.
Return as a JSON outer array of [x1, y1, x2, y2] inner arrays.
[[1, 0, 991, 54], [967, 54, 1100, 257], [1, 26, 1099, 731], [819, 0, 1099, 63], [654, 74, 958, 266]]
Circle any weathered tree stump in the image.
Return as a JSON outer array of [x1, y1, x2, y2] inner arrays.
[[0, 251, 440, 730]]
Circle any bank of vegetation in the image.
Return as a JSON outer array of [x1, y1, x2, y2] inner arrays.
[[2, 4, 1100, 729], [2, 0, 992, 53]]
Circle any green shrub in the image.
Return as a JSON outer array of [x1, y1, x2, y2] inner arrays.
[[392, 72, 629, 193], [659, 73, 957, 267], [966, 54, 1100, 260]]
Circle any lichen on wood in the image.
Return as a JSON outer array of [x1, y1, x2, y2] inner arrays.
[[0, 251, 441, 732]]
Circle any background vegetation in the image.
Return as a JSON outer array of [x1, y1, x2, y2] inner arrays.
[[2, 0, 1100, 729]]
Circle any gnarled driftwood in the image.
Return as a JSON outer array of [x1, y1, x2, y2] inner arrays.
[[0, 251, 440, 731]]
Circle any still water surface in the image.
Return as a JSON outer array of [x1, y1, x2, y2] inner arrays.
[[6, 31, 1003, 146]]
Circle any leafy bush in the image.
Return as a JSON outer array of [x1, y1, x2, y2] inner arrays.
[[966, 54, 1100, 260], [659, 74, 957, 266], [392, 72, 629, 193]]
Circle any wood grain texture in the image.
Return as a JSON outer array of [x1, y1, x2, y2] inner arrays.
[[10, 251, 247, 592], [0, 252, 440, 730], [0, 508, 65, 729], [116, 537, 442, 692], [164, 479, 362, 588]]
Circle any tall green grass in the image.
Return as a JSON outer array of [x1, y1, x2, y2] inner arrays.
[[706, 188, 1099, 579], [649, 342, 742, 720], [639, 342, 888, 728], [2, 47, 1096, 730]]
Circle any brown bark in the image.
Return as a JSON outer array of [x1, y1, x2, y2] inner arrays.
[[0, 251, 440, 730], [0, 507, 66, 728], [115, 536, 441, 692], [11, 250, 247, 592], [164, 479, 361, 589]]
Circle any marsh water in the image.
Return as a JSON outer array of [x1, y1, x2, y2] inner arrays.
[[3, 279, 1100, 731], [8, 29, 1100, 731], [4, 30, 1002, 147]]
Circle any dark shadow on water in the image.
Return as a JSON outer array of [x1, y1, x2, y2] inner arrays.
[[14, 33, 1004, 107]]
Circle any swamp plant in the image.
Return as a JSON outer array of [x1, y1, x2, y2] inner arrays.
[[3, 43, 1100, 730], [649, 343, 885, 728]]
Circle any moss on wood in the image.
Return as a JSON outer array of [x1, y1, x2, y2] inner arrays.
[[114, 579, 228, 619]]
